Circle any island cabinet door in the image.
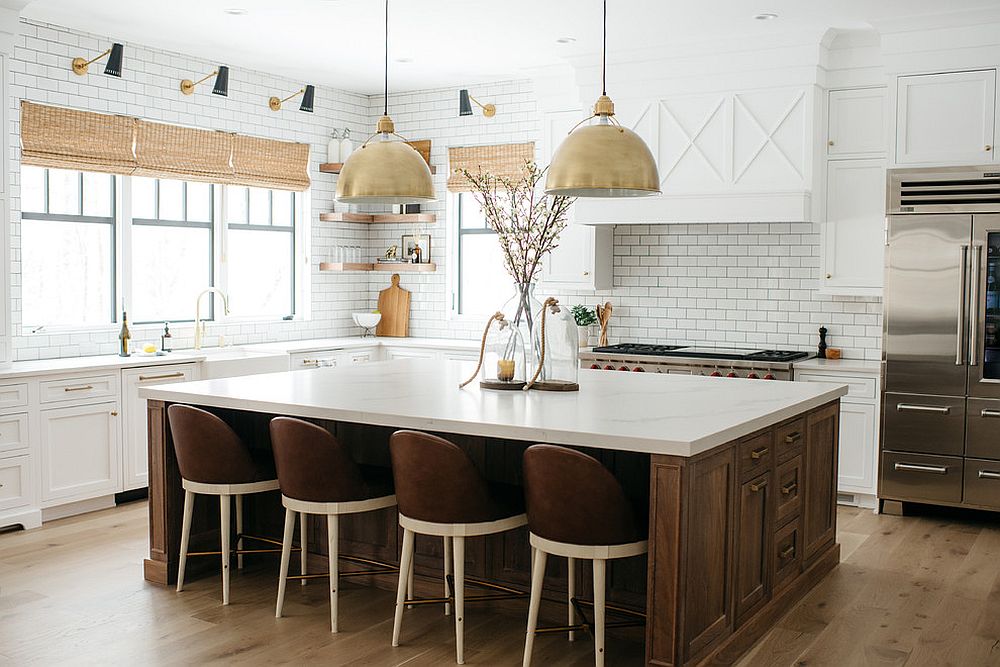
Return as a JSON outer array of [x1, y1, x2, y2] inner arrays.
[[803, 403, 840, 563], [733, 470, 772, 626]]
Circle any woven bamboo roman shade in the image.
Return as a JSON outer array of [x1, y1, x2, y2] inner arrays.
[[134, 120, 234, 184], [230, 135, 311, 191], [20, 101, 137, 175], [447, 142, 535, 192]]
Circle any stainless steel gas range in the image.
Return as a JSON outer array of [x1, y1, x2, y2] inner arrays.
[[579, 343, 813, 381]]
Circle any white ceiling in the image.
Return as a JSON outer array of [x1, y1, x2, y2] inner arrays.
[[20, 0, 1000, 95]]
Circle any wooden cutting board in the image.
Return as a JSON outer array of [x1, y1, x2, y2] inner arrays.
[[376, 273, 410, 337]]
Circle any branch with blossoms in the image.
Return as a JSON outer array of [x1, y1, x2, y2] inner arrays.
[[458, 161, 574, 285]]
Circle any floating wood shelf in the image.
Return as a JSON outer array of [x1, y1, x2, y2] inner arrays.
[[319, 212, 437, 224], [320, 262, 436, 273], [319, 162, 437, 175]]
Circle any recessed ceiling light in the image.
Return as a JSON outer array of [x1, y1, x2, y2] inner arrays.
[[556, 36, 576, 44], [224, 8, 248, 15], [754, 12, 778, 20]]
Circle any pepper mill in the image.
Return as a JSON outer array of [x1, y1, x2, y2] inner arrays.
[[818, 326, 828, 360]]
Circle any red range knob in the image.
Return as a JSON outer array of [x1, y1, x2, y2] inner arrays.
[[726, 371, 738, 378], [617, 366, 629, 371], [632, 366, 645, 372], [710, 370, 723, 377], [764, 373, 776, 380], [590, 364, 601, 369], [604, 365, 615, 371], [747, 373, 759, 379]]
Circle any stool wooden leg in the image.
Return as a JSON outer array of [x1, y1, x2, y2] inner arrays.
[[406, 547, 414, 609], [220, 494, 231, 605], [453, 535, 466, 664], [522, 547, 547, 667], [176, 489, 194, 593], [235, 494, 244, 570], [299, 512, 308, 586], [443, 535, 453, 616], [392, 527, 415, 647], [275, 507, 295, 618], [593, 559, 606, 667], [567, 556, 576, 642], [327, 514, 339, 633]]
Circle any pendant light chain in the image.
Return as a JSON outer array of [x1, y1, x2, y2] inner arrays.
[[602, 0, 607, 96], [384, 0, 389, 116]]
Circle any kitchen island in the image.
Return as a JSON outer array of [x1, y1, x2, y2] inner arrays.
[[140, 358, 847, 666]]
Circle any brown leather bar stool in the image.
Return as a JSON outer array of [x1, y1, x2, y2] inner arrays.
[[389, 430, 528, 665], [168, 404, 291, 606], [521, 445, 648, 667], [270, 417, 398, 633]]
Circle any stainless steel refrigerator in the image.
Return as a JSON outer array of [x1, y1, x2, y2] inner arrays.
[[880, 165, 1000, 512]]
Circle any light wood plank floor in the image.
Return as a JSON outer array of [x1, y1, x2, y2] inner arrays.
[[1, 502, 999, 665]]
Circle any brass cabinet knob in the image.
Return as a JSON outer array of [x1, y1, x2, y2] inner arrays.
[[827, 139, 835, 146], [987, 145, 993, 151], [583, 271, 590, 276], [826, 273, 832, 279], [110, 410, 119, 416]]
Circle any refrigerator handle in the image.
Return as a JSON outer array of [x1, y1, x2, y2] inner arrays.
[[958, 244, 969, 366], [970, 244, 983, 367]]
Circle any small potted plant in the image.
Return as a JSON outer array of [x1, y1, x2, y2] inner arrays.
[[571, 305, 598, 348]]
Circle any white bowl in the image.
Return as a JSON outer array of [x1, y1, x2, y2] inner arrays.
[[352, 312, 382, 329]]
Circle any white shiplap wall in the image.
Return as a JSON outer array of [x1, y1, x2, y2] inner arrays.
[[9, 21, 882, 361]]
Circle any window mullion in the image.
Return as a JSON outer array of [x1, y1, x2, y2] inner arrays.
[[118, 175, 131, 323]]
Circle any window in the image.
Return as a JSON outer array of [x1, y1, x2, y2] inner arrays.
[[130, 178, 214, 323], [454, 192, 512, 316], [21, 167, 115, 328], [224, 187, 295, 318], [19, 166, 305, 331]]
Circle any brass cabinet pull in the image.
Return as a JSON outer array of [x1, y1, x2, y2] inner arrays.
[[64, 385, 94, 392], [895, 403, 950, 415], [981, 409, 1000, 419], [978, 470, 1000, 480], [301, 359, 319, 366], [750, 479, 768, 493], [138, 372, 185, 382], [781, 481, 798, 496], [779, 544, 795, 559], [783, 432, 802, 445], [750, 447, 769, 460], [894, 462, 947, 475]]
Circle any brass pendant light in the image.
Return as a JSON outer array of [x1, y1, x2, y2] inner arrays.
[[337, 0, 434, 204], [545, 0, 660, 198]]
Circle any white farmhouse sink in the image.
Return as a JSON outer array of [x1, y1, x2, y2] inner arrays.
[[195, 346, 290, 379]]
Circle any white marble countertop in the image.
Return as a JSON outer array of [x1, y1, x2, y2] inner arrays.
[[140, 358, 848, 457], [793, 358, 882, 375], [0, 351, 209, 381], [251, 337, 479, 354]]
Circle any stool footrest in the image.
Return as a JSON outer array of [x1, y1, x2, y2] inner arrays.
[[533, 596, 646, 637]]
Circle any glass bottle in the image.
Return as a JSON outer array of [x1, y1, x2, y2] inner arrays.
[[528, 297, 580, 391], [118, 311, 131, 357], [479, 318, 527, 389], [327, 129, 341, 163], [500, 282, 544, 381]]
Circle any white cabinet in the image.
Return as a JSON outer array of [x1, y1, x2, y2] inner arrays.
[[828, 88, 888, 158], [821, 159, 886, 294], [895, 69, 996, 165], [39, 400, 121, 505], [441, 349, 479, 362], [384, 347, 436, 360], [539, 109, 613, 288], [797, 365, 880, 508], [290, 347, 378, 369], [0, 454, 30, 513], [121, 364, 199, 492]]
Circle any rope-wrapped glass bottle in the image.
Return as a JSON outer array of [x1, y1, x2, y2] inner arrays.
[[525, 297, 580, 392], [458, 312, 528, 391]]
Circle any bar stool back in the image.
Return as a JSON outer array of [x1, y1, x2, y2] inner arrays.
[[521, 444, 648, 667], [168, 404, 282, 605], [390, 430, 528, 664], [270, 417, 397, 632]]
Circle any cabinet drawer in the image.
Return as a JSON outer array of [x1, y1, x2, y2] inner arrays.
[[773, 519, 802, 591], [0, 383, 28, 411], [797, 372, 876, 400], [0, 454, 30, 512], [0, 413, 28, 455], [882, 393, 965, 456], [963, 459, 1000, 510], [775, 417, 805, 463], [39, 374, 117, 404], [738, 431, 774, 481], [776, 456, 802, 526], [966, 398, 1000, 460], [880, 451, 963, 504]]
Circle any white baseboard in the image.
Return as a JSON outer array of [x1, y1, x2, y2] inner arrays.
[[41, 495, 115, 522], [837, 491, 878, 509], [0, 507, 42, 531]]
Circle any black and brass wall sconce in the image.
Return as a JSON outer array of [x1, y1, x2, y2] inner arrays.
[[180, 65, 230, 97], [72, 42, 124, 77], [459, 89, 495, 118], [269, 84, 315, 112]]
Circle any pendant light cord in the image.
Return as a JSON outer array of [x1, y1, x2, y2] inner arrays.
[[384, 0, 389, 116], [602, 0, 607, 96]]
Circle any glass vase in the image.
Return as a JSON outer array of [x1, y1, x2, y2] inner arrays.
[[530, 298, 580, 391], [501, 282, 544, 380]]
